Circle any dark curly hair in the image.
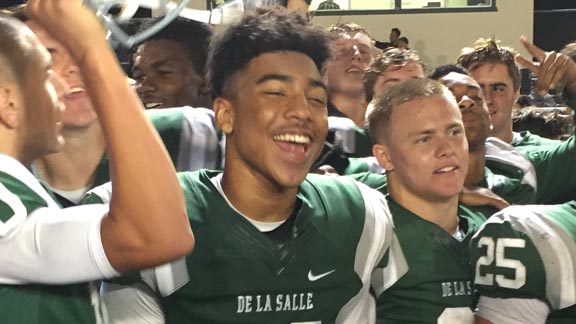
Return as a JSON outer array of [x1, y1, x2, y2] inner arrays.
[[209, 7, 330, 98]]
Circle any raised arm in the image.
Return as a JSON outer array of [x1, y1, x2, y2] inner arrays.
[[516, 36, 576, 97], [25, 0, 193, 272]]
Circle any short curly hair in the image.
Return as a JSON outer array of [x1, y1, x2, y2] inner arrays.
[[209, 7, 330, 98]]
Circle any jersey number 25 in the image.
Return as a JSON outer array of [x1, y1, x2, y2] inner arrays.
[[475, 237, 527, 289]]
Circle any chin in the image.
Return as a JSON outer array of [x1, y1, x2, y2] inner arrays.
[[274, 171, 309, 190]]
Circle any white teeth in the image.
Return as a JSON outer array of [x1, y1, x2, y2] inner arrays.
[[145, 102, 162, 109], [273, 134, 310, 144], [437, 166, 457, 173], [69, 87, 85, 93], [347, 68, 361, 73]]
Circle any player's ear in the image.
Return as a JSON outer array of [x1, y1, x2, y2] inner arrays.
[[214, 97, 234, 134], [0, 85, 21, 129], [373, 143, 394, 172]]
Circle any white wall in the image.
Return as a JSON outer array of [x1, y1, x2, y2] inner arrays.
[[311, 0, 534, 69]]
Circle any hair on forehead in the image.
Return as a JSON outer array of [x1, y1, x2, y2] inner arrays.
[[208, 7, 330, 98], [0, 14, 34, 86], [132, 17, 213, 76], [328, 22, 373, 40], [363, 48, 425, 102], [367, 78, 452, 144], [457, 38, 521, 91]]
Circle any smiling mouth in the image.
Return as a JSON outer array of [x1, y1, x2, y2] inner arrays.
[[64, 87, 87, 99], [273, 134, 311, 144], [346, 67, 363, 74], [435, 166, 458, 173], [145, 102, 163, 109], [273, 133, 313, 162]]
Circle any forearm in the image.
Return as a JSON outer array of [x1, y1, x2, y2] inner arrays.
[[77, 44, 192, 272], [24, 0, 194, 272]]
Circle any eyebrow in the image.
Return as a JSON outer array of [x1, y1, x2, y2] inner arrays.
[[257, 73, 328, 93], [150, 59, 173, 68], [411, 122, 463, 136], [480, 82, 508, 88]]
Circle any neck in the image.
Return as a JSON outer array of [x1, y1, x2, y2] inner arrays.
[[465, 145, 486, 187], [221, 163, 298, 223], [389, 182, 459, 234], [33, 124, 105, 190], [0, 131, 24, 165], [492, 124, 514, 144], [329, 92, 367, 127]]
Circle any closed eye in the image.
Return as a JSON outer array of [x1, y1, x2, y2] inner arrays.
[[416, 136, 430, 144], [308, 96, 327, 105], [264, 91, 285, 97], [450, 128, 464, 136]]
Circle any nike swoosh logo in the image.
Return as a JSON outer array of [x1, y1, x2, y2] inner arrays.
[[308, 269, 336, 281]]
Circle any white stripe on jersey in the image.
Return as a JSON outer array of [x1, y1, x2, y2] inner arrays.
[[335, 182, 407, 324], [485, 137, 537, 192], [178, 108, 220, 172], [0, 154, 59, 209]]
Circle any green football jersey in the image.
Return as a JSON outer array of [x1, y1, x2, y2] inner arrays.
[[485, 135, 576, 204], [470, 202, 576, 322], [91, 107, 222, 187], [376, 198, 487, 324], [102, 169, 407, 324], [0, 155, 104, 324], [513, 131, 561, 148], [327, 116, 373, 158]]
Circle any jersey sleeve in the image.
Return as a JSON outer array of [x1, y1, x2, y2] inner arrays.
[[83, 182, 112, 205], [471, 205, 576, 315], [102, 281, 165, 324], [176, 108, 221, 172], [0, 197, 118, 284], [335, 181, 407, 323], [515, 136, 576, 204]]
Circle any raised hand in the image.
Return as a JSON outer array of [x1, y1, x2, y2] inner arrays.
[[516, 35, 576, 97], [25, 0, 108, 63]]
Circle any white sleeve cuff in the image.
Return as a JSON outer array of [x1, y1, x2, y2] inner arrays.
[[476, 296, 550, 324]]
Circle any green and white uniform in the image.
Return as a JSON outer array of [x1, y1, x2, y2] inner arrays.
[[512, 130, 561, 148], [98, 170, 407, 324], [375, 197, 487, 324], [327, 116, 373, 158], [0, 154, 118, 323], [470, 202, 576, 323], [38, 107, 222, 207]]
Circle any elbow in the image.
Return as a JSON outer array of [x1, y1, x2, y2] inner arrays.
[[150, 209, 195, 262]]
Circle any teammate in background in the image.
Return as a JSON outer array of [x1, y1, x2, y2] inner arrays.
[[99, 8, 406, 323], [332, 48, 425, 175], [436, 69, 533, 207], [458, 37, 576, 204], [325, 22, 375, 126], [368, 78, 485, 323], [315, 22, 377, 170], [457, 38, 562, 147], [0, 1, 192, 323], [471, 202, 576, 323], [130, 17, 213, 109], [1, 5, 222, 207]]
